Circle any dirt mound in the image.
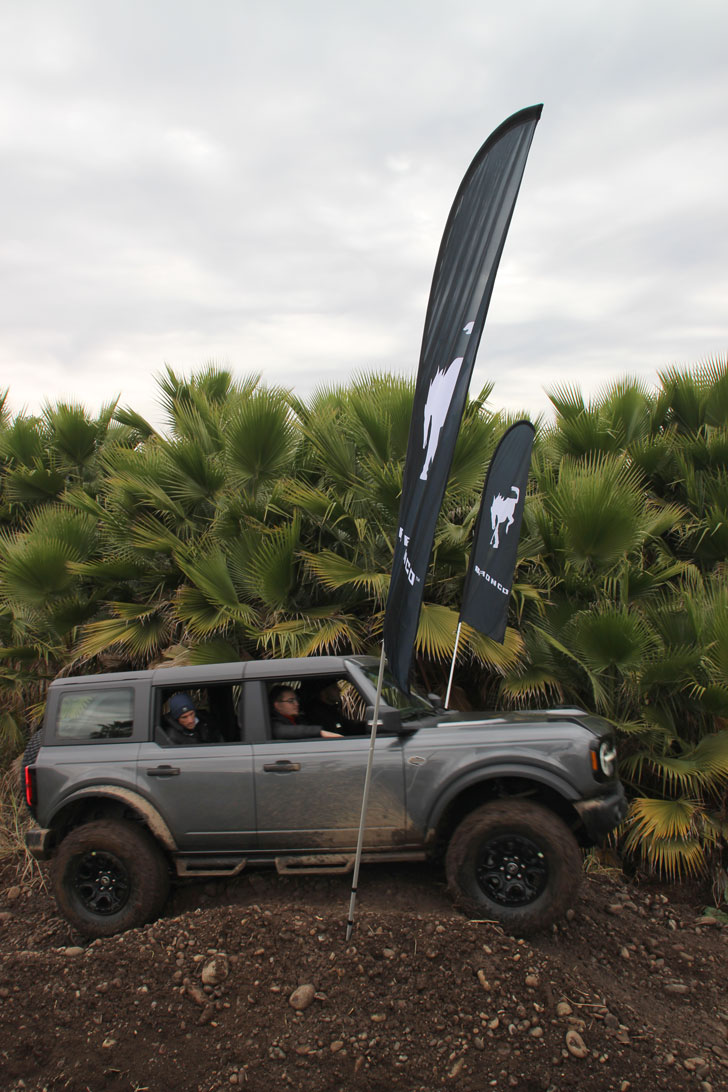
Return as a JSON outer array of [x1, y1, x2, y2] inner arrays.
[[1, 863, 726, 1092]]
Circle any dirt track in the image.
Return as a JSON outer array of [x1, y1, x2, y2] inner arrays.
[[1, 861, 727, 1092]]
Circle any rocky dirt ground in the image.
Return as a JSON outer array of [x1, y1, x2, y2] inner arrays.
[[1, 859, 727, 1092]]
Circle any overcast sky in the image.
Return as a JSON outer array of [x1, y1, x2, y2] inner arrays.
[[1, 1, 726, 429]]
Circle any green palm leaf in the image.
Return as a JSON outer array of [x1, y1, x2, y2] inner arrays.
[[622, 797, 710, 880]]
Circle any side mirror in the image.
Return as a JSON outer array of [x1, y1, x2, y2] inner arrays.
[[364, 706, 402, 734]]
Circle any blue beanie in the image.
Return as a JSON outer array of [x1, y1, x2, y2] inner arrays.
[[169, 693, 195, 720]]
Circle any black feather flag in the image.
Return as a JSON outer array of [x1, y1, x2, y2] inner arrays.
[[383, 105, 542, 692]]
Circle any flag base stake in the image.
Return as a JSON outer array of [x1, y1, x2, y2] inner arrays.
[[345, 642, 386, 941]]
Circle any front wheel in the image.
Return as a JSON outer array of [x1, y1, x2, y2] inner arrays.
[[51, 819, 170, 938], [445, 800, 582, 935]]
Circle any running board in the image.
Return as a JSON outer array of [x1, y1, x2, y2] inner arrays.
[[275, 854, 353, 875], [175, 857, 248, 878], [275, 850, 427, 875]]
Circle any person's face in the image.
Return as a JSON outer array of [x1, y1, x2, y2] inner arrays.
[[177, 710, 196, 731], [274, 691, 300, 716]]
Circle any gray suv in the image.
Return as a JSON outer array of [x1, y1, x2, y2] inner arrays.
[[23, 655, 626, 938]]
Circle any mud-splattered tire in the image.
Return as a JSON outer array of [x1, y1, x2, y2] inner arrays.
[[445, 800, 582, 935], [51, 819, 170, 938]]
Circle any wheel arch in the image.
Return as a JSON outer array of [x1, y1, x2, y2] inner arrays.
[[47, 786, 177, 856], [427, 767, 585, 855]]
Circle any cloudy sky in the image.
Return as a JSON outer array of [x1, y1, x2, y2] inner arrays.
[[1, 1, 726, 429]]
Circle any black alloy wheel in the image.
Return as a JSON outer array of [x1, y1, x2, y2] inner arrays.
[[475, 832, 548, 907], [71, 848, 132, 916]]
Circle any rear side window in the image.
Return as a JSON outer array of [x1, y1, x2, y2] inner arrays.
[[56, 688, 134, 741]]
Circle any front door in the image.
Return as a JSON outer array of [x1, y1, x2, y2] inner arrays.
[[253, 734, 406, 852]]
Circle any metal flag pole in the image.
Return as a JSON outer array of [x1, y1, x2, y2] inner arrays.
[[345, 642, 387, 941], [444, 621, 463, 709]]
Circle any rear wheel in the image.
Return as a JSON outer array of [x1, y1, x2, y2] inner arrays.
[[51, 819, 169, 938], [445, 800, 582, 934]]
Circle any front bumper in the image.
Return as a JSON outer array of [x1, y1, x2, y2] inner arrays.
[[573, 783, 628, 845], [25, 827, 54, 860]]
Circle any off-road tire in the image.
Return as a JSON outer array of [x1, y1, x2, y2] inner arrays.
[[51, 819, 170, 938], [445, 800, 582, 935]]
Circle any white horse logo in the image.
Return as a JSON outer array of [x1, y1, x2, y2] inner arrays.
[[420, 357, 463, 481], [490, 486, 520, 548]]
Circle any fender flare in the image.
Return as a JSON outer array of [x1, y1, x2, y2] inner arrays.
[[51, 785, 178, 854], [425, 762, 580, 835]]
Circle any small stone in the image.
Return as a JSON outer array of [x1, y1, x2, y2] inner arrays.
[[64, 947, 84, 957], [607, 903, 624, 915], [371, 1013, 387, 1023], [201, 954, 229, 986], [683, 1057, 706, 1072], [565, 1029, 588, 1058], [620, 947, 630, 960], [448, 1057, 465, 1078], [330, 1041, 344, 1053], [101, 1038, 116, 1049], [383, 948, 396, 959], [530, 1026, 544, 1038], [477, 970, 490, 990], [289, 985, 316, 1011], [664, 983, 688, 995], [556, 1001, 573, 1017], [186, 983, 207, 1007], [5, 886, 21, 901], [525, 974, 539, 988]]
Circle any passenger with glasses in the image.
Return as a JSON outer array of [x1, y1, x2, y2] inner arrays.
[[269, 685, 342, 741]]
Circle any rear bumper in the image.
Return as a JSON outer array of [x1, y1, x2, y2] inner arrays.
[[25, 827, 54, 860], [573, 783, 628, 845]]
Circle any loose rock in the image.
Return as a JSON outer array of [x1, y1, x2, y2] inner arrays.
[[288, 984, 316, 1011]]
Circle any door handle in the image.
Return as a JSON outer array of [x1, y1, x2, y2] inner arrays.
[[263, 761, 301, 773], [146, 765, 181, 778]]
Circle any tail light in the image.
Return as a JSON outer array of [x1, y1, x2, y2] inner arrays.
[[24, 765, 37, 809]]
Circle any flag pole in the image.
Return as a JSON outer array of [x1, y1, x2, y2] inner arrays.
[[346, 642, 387, 941], [444, 621, 462, 709]]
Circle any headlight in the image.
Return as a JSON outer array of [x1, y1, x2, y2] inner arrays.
[[598, 739, 617, 778]]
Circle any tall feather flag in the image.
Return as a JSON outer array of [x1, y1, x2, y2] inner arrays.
[[445, 420, 535, 705], [383, 105, 542, 693]]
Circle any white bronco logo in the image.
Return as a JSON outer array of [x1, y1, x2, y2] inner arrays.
[[490, 486, 520, 548], [420, 357, 463, 481]]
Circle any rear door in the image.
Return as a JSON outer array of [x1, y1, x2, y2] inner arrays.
[[137, 738, 256, 851], [137, 667, 255, 851]]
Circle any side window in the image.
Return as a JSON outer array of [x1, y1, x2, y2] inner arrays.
[[56, 689, 134, 741], [267, 677, 369, 740], [155, 684, 241, 745]]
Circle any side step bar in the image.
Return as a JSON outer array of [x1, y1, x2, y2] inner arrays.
[[275, 850, 427, 875], [174, 849, 427, 879], [175, 857, 248, 878]]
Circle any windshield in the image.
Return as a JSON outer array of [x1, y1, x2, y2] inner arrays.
[[358, 665, 435, 721]]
